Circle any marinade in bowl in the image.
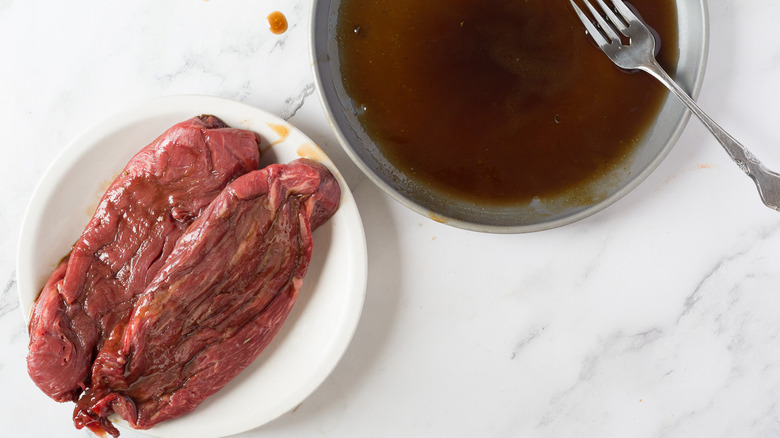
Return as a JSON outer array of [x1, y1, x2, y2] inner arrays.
[[311, 0, 709, 232]]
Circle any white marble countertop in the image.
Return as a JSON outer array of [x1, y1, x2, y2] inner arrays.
[[3, 0, 780, 437]]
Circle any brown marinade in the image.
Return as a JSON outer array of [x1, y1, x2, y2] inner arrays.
[[337, 0, 678, 205]]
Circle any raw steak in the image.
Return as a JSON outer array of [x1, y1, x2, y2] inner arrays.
[[73, 158, 340, 437], [27, 115, 262, 402]]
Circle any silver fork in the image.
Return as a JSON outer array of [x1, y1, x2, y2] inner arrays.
[[570, 0, 780, 211]]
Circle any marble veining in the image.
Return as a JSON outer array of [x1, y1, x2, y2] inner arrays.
[[0, 273, 18, 321], [282, 82, 316, 121]]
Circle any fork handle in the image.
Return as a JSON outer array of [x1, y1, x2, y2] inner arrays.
[[640, 60, 780, 210], [640, 61, 757, 168]]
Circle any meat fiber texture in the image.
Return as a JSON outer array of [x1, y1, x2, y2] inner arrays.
[[27, 115, 262, 403], [73, 158, 341, 437]]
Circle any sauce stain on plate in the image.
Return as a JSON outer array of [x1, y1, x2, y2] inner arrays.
[[268, 122, 290, 142], [263, 122, 291, 152], [297, 142, 327, 162]]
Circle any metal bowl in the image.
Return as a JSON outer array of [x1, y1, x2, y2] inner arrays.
[[310, 0, 709, 233]]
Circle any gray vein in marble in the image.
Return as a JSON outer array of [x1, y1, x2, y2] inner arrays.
[[535, 328, 665, 429], [271, 34, 289, 52], [750, 401, 780, 431], [578, 329, 665, 378], [510, 325, 546, 360], [155, 55, 226, 87], [282, 82, 315, 120], [1, 272, 27, 345], [10, 321, 27, 344], [0, 271, 19, 319], [536, 392, 564, 428], [676, 222, 780, 323], [677, 252, 744, 323], [231, 80, 253, 102], [578, 233, 612, 283], [654, 403, 709, 437]]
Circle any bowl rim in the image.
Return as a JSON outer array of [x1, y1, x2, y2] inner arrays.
[[310, 0, 710, 233]]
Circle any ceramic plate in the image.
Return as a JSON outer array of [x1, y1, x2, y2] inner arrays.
[[16, 95, 367, 438]]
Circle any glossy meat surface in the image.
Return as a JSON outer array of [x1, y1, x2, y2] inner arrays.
[[73, 159, 340, 436], [27, 116, 262, 402]]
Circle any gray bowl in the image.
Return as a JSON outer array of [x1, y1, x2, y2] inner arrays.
[[310, 0, 709, 233]]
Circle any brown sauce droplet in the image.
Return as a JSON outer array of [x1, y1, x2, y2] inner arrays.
[[336, 0, 679, 205], [268, 11, 288, 35]]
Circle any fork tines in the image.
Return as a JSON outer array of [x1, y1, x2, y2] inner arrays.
[[569, 0, 637, 46]]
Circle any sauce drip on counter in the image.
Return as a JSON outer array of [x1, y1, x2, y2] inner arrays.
[[268, 11, 288, 35], [337, 0, 679, 205]]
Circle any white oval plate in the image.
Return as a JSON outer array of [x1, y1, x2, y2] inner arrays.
[[17, 95, 367, 438]]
